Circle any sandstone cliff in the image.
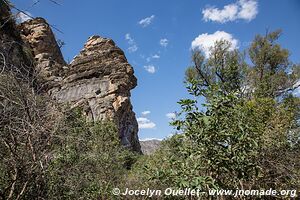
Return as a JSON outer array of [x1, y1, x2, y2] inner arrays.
[[1, 10, 141, 152], [49, 35, 141, 151], [18, 18, 65, 90]]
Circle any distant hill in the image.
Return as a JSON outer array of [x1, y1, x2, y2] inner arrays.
[[140, 139, 162, 155]]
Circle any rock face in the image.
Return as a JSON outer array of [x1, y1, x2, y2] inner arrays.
[[51, 36, 140, 151], [18, 18, 65, 90], [18, 19, 141, 152]]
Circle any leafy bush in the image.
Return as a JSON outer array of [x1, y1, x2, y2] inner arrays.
[[46, 108, 138, 199], [130, 31, 300, 199]]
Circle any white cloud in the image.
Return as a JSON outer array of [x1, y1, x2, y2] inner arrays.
[[142, 111, 151, 116], [202, 0, 258, 23], [191, 31, 239, 58], [138, 15, 155, 27], [146, 54, 160, 62], [160, 38, 169, 47], [238, 0, 258, 21], [144, 65, 156, 74], [128, 45, 138, 53], [16, 12, 32, 23], [125, 33, 138, 53], [152, 54, 160, 59], [137, 117, 156, 129], [125, 33, 134, 44], [203, 4, 238, 23], [166, 112, 176, 119]]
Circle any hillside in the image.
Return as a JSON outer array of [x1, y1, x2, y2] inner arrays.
[[140, 139, 161, 155]]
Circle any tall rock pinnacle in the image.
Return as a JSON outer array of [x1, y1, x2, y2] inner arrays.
[[18, 19, 141, 152]]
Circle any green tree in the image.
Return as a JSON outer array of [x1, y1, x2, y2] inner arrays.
[[248, 30, 299, 98], [132, 31, 300, 199], [172, 90, 262, 190], [185, 40, 247, 99]]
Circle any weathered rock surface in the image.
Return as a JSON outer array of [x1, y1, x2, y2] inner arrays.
[[140, 139, 161, 155], [51, 36, 140, 151], [18, 19, 141, 152], [18, 18, 65, 90]]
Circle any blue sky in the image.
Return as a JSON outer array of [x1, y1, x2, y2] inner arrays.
[[13, 0, 300, 140]]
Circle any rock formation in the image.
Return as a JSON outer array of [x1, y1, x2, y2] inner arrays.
[[140, 139, 161, 155], [18, 18, 65, 90], [17, 18, 141, 151]]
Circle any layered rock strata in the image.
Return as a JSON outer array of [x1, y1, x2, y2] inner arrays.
[[18, 18, 65, 90], [17, 18, 141, 151]]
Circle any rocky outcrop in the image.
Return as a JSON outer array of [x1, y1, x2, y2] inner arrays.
[[140, 139, 161, 155], [17, 19, 141, 152], [18, 18, 65, 90], [50, 36, 140, 151]]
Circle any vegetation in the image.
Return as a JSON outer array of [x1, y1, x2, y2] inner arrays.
[[130, 30, 300, 199], [0, 73, 55, 199], [46, 108, 137, 200], [0, 74, 136, 199]]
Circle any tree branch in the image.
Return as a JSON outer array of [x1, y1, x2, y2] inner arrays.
[[195, 63, 210, 87]]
